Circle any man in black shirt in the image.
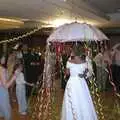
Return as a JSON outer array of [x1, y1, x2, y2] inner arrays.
[[22, 44, 41, 99]]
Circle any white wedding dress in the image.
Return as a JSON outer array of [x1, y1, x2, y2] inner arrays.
[[61, 61, 98, 120]]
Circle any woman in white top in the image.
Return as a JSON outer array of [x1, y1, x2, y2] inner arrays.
[[61, 49, 97, 120], [13, 63, 33, 115]]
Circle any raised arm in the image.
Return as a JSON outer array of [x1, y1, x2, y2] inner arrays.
[[19, 72, 34, 86]]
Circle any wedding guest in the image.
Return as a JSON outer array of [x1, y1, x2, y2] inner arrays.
[[94, 47, 108, 91], [111, 43, 120, 93], [7, 50, 16, 78], [13, 63, 34, 115], [22, 44, 40, 99], [7, 50, 17, 102], [0, 55, 15, 120]]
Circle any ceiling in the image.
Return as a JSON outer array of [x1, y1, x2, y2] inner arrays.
[[86, 0, 120, 13], [0, 0, 120, 29], [86, 0, 120, 22]]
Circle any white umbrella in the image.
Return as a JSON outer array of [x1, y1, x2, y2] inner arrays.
[[47, 22, 109, 43]]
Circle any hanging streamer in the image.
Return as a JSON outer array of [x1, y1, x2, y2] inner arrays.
[[0, 28, 40, 44], [83, 40, 105, 119]]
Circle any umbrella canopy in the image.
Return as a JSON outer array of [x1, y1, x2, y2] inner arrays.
[[47, 22, 109, 43]]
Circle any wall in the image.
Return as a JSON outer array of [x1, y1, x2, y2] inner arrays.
[[107, 34, 120, 47], [102, 27, 120, 47]]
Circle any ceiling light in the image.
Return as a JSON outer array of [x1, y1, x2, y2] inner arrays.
[[42, 18, 98, 28], [0, 18, 24, 24], [49, 18, 73, 27]]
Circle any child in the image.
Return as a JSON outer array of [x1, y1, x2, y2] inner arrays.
[[13, 63, 33, 115]]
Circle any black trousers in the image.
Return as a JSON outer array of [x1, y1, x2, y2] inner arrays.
[[111, 64, 120, 93]]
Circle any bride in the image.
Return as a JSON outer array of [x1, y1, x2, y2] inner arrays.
[[61, 49, 97, 120]]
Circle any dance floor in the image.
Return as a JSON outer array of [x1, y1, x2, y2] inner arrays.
[[0, 101, 30, 120], [51, 79, 120, 120], [0, 79, 120, 120]]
